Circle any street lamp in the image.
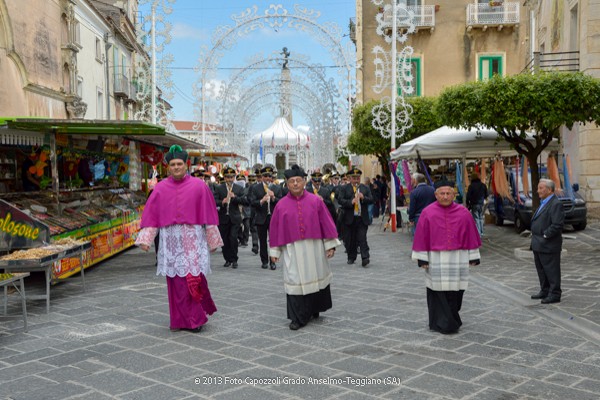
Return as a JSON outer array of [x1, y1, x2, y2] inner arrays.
[[371, 0, 415, 232]]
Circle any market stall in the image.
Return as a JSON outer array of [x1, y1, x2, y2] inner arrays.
[[0, 118, 200, 280]]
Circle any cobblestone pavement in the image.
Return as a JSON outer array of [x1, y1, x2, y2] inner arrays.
[[1, 218, 600, 399]]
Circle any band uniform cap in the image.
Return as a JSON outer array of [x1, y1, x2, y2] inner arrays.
[[434, 180, 455, 190], [311, 171, 323, 179], [330, 171, 340, 177], [236, 175, 246, 181], [222, 167, 236, 176], [348, 167, 362, 176], [260, 166, 274, 175]]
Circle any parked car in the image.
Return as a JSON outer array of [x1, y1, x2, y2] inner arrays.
[[487, 167, 587, 233]]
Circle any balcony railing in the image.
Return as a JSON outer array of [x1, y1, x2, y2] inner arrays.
[[114, 74, 130, 98], [522, 51, 580, 73], [466, 2, 519, 31], [382, 5, 436, 33]]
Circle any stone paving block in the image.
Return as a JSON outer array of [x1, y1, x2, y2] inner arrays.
[[269, 377, 346, 399], [423, 360, 488, 382], [37, 365, 92, 383], [163, 348, 223, 366], [76, 369, 155, 396], [337, 344, 390, 360], [575, 378, 600, 394], [40, 348, 103, 367], [383, 384, 446, 400], [473, 370, 529, 390], [464, 388, 523, 400], [0, 361, 57, 382], [0, 375, 56, 397], [379, 351, 437, 370], [215, 345, 268, 361], [253, 354, 296, 368], [512, 378, 599, 400], [326, 356, 393, 376], [298, 349, 350, 365], [3, 347, 61, 365], [539, 358, 600, 381], [266, 342, 315, 358], [404, 373, 484, 399], [141, 363, 204, 384], [212, 385, 289, 400], [486, 337, 560, 355], [94, 349, 172, 373], [196, 357, 255, 375], [67, 392, 115, 400], [456, 342, 518, 360], [6, 381, 89, 400], [117, 384, 191, 400]]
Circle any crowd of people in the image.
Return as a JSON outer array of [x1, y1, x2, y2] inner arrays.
[[135, 145, 563, 335]]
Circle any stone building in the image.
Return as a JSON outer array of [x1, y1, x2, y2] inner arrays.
[[354, 0, 600, 205], [525, 0, 600, 204], [0, 0, 142, 121]]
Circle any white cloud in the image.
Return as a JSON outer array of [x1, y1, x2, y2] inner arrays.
[[171, 22, 208, 40]]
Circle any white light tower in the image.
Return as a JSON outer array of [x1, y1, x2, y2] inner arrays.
[[371, 0, 415, 232]]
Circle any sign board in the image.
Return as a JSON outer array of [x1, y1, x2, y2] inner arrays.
[[0, 199, 50, 251]]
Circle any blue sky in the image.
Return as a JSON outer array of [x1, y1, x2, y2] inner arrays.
[[139, 0, 356, 134]]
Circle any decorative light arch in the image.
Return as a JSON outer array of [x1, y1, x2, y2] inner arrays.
[[192, 4, 356, 166]]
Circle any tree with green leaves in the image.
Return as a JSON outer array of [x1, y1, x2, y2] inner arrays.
[[437, 71, 600, 207], [346, 96, 440, 176]]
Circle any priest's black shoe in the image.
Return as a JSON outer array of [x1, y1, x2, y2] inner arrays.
[[261, 263, 269, 269], [270, 261, 277, 270], [530, 292, 548, 300], [289, 321, 302, 330], [541, 296, 561, 304], [223, 262, 231, 268], [252, 248, 259, 254], [347, 259, 355, 265], [312, 312, 320, 319], [231, 262, 238, 269], [361, 258, 370, 267]]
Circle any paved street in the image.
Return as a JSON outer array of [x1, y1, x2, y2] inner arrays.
[[1, 217, 600, 400]]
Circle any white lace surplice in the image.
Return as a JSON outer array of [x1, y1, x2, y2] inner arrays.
[[136, 225, 211, 277]]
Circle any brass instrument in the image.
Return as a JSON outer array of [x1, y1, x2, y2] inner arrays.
[[354, 184, 361, 215], [225, 183, 233, 215], [264, 183, 271, 215]]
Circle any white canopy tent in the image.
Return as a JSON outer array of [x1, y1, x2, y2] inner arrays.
[[390, 126, 559, 205], [390, 126, 558, 160]]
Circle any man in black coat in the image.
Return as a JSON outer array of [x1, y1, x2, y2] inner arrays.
[[306, 171, 336, 223], [408, 172, 436, 234], [338, 167, 373, 267], [466, 172, 489, 237], [250, 166, 283, 269], [530, 178, 565, 304], [213, 167, 246, 269]]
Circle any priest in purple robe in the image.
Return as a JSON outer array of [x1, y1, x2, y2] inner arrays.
[[269, 165, 341, 330], [411, 180, 481, 334], [135, 145, 222, 332]]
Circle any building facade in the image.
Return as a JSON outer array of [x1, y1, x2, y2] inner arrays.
[[0, 0, 143, 121], [525, 0, 600, 204], [355, 0, 600, 204]]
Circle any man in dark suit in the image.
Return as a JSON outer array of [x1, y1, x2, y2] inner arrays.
[[530, 178, 565, 304], [248, 170, 261, 254], [214, 167, 246, 269], [250, 166, 283, 269], [338, 167, 373, 267], [408, 172, 436, 234], [306, 171, 336, 222]]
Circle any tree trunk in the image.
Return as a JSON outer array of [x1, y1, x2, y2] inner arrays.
[[527, 154, 541, 209]]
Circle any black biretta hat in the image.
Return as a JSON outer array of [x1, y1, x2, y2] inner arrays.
[[434, 180, 455, 190], [284, 165, 307, 180], [165, 145, 188, 163]]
